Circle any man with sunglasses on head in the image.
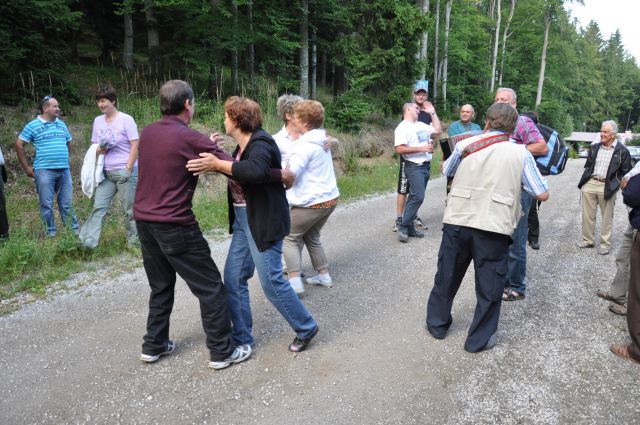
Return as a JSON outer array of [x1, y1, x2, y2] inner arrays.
[[16, 96, 79, 237]]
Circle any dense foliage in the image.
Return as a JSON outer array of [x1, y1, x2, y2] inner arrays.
[[1, 0, 639, 134]]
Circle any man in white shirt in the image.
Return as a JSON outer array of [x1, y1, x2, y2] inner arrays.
[[394, 102, 441, 242]]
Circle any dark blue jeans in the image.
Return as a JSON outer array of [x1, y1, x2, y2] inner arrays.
[[400, 161, 430, 233], [507, 191, 534, 295], [224, 206, 318, 343], [137, 221, 234, 362], [224, 207, 256, 347], [426, 224, 510, 352]]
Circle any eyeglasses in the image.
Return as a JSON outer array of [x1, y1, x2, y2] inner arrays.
[[42, 95, 53, 102]]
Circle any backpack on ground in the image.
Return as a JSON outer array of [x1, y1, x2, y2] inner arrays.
[[522, 112, 569, 176]]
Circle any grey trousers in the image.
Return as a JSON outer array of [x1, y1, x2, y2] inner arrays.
[[609, 223, 633, 304], [283, 205, 336, 274], [79, 168, 138, 249]]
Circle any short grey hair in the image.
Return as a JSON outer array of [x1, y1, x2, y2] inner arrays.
[[277, 94, 304, 122], [159, 80, 193, 115], [602, 120, 618, 134], [496, 87, 517, 102]]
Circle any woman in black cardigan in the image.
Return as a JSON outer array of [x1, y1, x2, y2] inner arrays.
[[187, 96, 319, 353]]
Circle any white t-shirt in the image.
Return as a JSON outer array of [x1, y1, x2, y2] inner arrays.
[[394, 120, 436, 164]]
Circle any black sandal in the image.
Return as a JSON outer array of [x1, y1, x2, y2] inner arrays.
[[289, 326, 319, 353], [503, 290, 525, 301]]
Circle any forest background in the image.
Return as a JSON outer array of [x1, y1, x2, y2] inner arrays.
[[0, 0, 639, 301]]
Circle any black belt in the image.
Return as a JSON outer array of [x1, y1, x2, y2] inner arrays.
[[591, 176, 606, 182]]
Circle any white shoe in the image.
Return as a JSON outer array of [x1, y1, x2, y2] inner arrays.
[[306, 274, 333, 288], [140, 341, 176, 363], [208, 344, 252, 370], [289, 277, 305, 294]]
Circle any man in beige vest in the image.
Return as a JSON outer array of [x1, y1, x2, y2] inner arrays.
[[425, 103, 549, 353]]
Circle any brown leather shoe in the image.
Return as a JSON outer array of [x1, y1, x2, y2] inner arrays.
[[596, 290, 623, 305], [609, 303, 627, 316], [610, 344, 640, 365]]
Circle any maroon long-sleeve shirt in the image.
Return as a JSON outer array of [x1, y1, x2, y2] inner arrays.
[[133, 115, 232, 225]]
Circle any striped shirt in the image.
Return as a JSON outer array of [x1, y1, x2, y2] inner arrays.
[[443, 131, 548, 197], [592, 141, 617, 178], [19, 116, 72, 170]]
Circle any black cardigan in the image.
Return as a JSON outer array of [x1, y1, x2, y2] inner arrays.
[[578, 142, 631, 200], [228, 129, 290, 251]]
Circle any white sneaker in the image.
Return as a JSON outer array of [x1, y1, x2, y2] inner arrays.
[[208, 344, 252, 370], [140, 341, 176, 363], [306, 274, 333, 288], [289, 277, 305, 295]]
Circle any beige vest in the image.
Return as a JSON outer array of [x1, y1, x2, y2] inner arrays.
[[443, 135, 526, 236]]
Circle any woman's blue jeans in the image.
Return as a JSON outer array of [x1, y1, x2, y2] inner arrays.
[[224, 206, 318, 346]]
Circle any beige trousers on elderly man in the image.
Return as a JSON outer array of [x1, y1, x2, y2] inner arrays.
[[581, 178, 616, 248]]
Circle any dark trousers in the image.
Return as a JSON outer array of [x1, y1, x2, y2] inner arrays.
[[137, 221, 233, 361], [528, 201, 540, 243], [0, 168, 8, 238], [628, 231, 640, 362], [426, 224, 510, 352]]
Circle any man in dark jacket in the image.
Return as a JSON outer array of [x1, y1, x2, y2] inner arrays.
[[577, 120, 631, 255], [610, 174, 640, 365]]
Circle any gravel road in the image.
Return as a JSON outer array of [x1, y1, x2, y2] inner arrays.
[[1, 158, 639, 425]]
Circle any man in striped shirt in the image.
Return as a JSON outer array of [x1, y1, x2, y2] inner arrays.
[[494, 88, 548, 301], [577, 120, 631, 255], [16, 96, 79, 236]]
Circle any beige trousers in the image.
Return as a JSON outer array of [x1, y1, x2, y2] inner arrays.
[[581, 179, 616, 248], [283, 205, 336, 274]]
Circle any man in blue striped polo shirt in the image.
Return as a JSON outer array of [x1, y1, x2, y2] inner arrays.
[[16, 96, 79, 236]]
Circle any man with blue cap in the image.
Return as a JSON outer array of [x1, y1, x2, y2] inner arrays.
[[393, 80, 441, 233]]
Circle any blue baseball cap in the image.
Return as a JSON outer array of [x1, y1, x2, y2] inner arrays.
[[414, 80, 429, 93]]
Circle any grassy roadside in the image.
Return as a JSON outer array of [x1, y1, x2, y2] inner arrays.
[[0, 152, 442, 302]]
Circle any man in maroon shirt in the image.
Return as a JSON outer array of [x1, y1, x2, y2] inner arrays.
[[133, 80, 252, 370]]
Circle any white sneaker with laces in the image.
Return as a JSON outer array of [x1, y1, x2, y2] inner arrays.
[[208, 344, 252, 370], [140, 340, 176, 363], [306, 273, 333, 288]]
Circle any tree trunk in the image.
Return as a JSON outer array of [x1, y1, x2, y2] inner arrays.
[[535, 8, 551, 108], [320, 52, 327, 86], [416, 0, 430, 80], [144, 0, 160, 76], [442, 0, 451, 105], [489, 0, 501, 93], [486, 0, 495, 87], [123, 13, 134, 70], [232, 1, 239, 94], [299, 0, 309, 99], [247, 1, 255, 93], [433, 0, 440, 99], [311, 26, 317, 99], [498, 0, 516, 86]]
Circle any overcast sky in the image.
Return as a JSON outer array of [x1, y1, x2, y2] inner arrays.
[[565, 0, 640, 62]]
